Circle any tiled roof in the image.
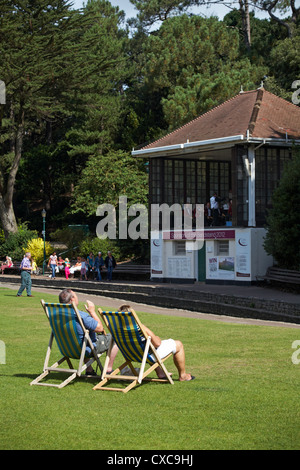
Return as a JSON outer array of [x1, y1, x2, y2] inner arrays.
[[141, 88, 300, 150]]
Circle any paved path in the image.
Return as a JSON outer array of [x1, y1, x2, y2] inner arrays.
[[2, 280, 300, 329]]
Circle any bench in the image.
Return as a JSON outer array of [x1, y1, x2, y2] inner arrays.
[[2, 261, 21, 275], [1, 261, 50, 276], [114, 265, 150, 274], [83, 264, 150, 281], [263, 266, 300, 286], [72, 264, 150, 281], [112, 264, 150, 280]]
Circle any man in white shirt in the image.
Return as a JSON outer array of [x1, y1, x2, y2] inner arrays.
[[210, 192, 220, 226]]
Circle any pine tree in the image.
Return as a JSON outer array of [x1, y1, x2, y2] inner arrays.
[[0, 0, 74, 237], [64, 0, 128, 160]]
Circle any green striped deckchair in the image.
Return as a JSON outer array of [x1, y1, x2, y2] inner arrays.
[[93, 307, 174, 393], [30, 300, 103, 389]]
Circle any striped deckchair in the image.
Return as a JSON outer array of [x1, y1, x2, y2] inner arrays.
[[30, 300, 103, 389], [93, 307, 174, 393]]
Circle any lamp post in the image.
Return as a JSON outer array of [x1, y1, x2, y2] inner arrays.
[[41, 209, 46, 275]]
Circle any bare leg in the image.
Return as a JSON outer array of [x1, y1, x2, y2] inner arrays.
[[107, 344, 119, 373], [156, 340, 193, 381], [173, 340, 193, 381], [86, 344, 119, 374]]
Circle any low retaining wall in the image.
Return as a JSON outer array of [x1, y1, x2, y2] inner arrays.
[[2, 275, 300, 325]]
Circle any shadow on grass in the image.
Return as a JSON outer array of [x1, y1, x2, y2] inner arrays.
[[8, 372, 181, 392]]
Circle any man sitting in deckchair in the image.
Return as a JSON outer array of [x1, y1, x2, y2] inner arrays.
[[116, 304, 195, 382], [58, 289, 118, 375]]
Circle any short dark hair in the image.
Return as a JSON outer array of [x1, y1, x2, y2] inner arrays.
[[119, 304, 131, 312], [59, 289, 74, 304]]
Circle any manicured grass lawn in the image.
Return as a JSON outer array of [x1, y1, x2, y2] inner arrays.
[[0, 287, 299, 450]]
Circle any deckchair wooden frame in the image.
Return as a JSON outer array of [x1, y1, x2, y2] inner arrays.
[[30, 300, 103, 389], [93, 307, 174, 393]]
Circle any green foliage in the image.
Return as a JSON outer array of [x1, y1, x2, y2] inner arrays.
[[0, 225, 38, 261], [130, 0, 209, 27], [0, 0, 76, 235], [264, 147, 300, 269], [269, 34, 300, 93], [50, 226, 90, 259], [63, 0, 129, 158], [79, 237, 122, 261], [71, 150, 148, 216], [223, 9, 287, 60], [0, 229, 5, 245], [138, 14, 267, 130], [0, 0, 129, 235]]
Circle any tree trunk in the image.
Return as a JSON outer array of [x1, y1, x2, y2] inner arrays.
[[239, 0, 251, 53], [0, 110, 24, 238], [0, 194, 18, 238]]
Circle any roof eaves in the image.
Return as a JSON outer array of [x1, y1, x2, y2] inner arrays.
[[132, 134, 245, 157]]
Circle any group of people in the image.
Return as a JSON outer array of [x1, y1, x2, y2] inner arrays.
[[206, 193, 232, 227], [48, 251, 117, 281], [1, 255, 39, 275]]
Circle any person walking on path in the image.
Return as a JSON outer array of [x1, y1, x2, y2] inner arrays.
[[48, 252, 57, 279], [17, 252, 33, 297]]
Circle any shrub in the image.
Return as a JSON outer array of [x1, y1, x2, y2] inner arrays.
[[50, 226, 89, 259], [0, 225, 38, 262], [25, 238, 53, 267], [79, 237, 122, 261]]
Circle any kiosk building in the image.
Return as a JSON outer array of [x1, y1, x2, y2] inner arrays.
[[132, 88, 300, 284]]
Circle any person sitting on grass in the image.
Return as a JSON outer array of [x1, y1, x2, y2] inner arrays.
[[58, 289, 119, 375], [118, 304, 195, 382]]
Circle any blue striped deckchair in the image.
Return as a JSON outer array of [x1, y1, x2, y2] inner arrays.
[[93, 307, 174, 393], [30, 300, 103, 389]]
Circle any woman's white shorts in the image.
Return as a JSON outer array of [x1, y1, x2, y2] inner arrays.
[[156, 339, 177, 359]]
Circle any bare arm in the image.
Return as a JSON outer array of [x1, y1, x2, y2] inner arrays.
[[85, 300, 105, 334], [142, 324, 161, 348]]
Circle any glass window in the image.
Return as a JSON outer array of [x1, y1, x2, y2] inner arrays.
[[164, 160, 173, 205], [186, 161, 196, 204], [197, 162, 206, 204], [150, 158, 231, 224], [174, 160, 184, 205], [174, 241, 186, 255], [217, 240, 229, 256], [210, 162, 219, 195], [255, 147, 292, 226], [151, 159, 162, 204]]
